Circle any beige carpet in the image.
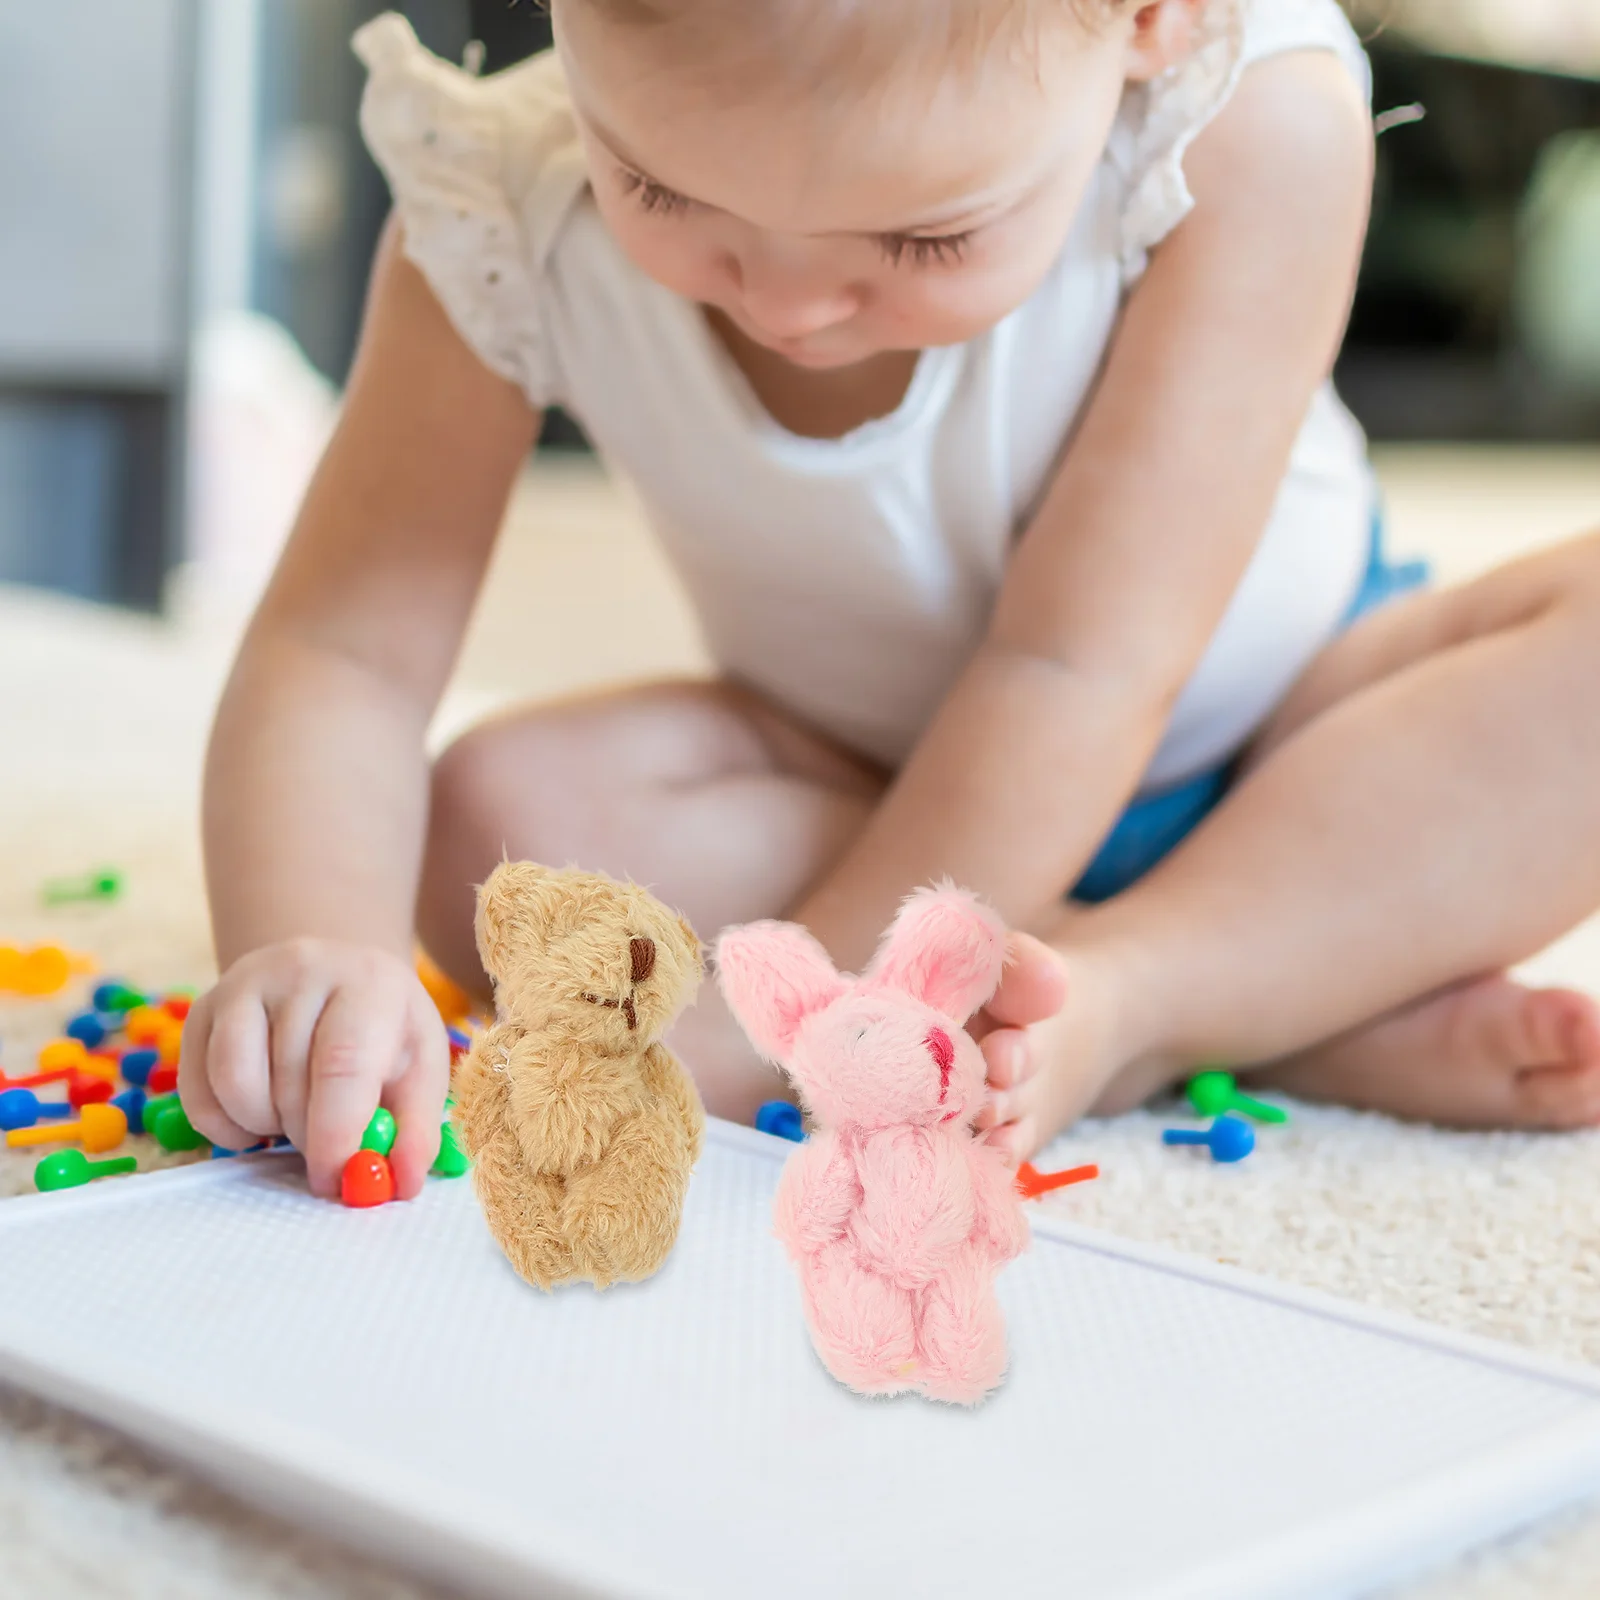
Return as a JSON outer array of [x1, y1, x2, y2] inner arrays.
[[3, 451, 1600, 1598]]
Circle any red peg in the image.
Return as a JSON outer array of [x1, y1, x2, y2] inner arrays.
[[341, 1149, 395, 1208], [0, 1067, 73, 1091], [67, 1071, 115, 1108], [147, 1063, 179, 1095]]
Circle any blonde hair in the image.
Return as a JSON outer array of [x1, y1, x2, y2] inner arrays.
[[552, 0, 1120, 99]]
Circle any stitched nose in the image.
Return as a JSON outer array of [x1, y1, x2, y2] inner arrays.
[[629, 937, 655, 983]]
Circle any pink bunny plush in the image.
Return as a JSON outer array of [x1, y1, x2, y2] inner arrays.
[[715, 884, 1031, 1405]]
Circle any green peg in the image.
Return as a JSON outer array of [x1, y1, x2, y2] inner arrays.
[[35, 1149, 139, 1190], [103, 985, 147, 1013], [141, 1092, 180, 1130], [151, 1103, 207, 1152], [431, 1120, 469, 1178], [361, 1106, 397, 1157], [42, 868, 124, 906], [1186, 1069, 1288, 1125]]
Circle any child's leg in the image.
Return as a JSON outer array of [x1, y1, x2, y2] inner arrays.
[[417, 678, 885, 1119], [983, 530, 1600, 1154]]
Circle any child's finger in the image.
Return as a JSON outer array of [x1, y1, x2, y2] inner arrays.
[[179, 994, 263, 1153], [264, 983, 332, 1155], [207, 993, 279, 1137], [303, 984, 407, 1199], [383, 1003, 451, 1200]]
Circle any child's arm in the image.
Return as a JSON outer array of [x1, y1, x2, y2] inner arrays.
[[181, 218, 541, 1199], [792, 52, 1374, 969]]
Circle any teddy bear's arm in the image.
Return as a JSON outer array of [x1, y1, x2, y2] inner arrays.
[[638, 1041, 705, 1166], [968, 1142, 1031, 1261], [773, 1133, 859, 1255]]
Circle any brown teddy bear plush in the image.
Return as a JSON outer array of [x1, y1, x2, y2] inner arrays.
[[451, 861, 706, 1291]]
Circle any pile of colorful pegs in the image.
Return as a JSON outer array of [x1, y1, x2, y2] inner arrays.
[[2, 979, 206, 1189], [8, 957, 484, 1201]]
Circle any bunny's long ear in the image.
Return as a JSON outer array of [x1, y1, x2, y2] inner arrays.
[[862, 883, 1006, 1020], [714, 921, 845, 1064]]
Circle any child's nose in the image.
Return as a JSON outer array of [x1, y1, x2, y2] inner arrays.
[[735, 244, 859, 340]]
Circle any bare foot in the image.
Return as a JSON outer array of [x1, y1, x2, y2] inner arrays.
[[1256, 974, 1600, 1129], [974, 947, 1134, 1164]]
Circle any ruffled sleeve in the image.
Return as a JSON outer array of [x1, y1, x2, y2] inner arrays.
[[353, 12, 588, 407], [1109, 0, 1372, 285]]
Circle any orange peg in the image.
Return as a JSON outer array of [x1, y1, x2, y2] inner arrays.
[[6, 1101, 128, 1154], [37, 1038, 89, 1075], [124, 1006, 166, 1047], [1015, 1161, 1099, 1200]]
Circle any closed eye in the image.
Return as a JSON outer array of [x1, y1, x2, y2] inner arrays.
[[617, 166, 692, 217], [878, 231, 973, 269]]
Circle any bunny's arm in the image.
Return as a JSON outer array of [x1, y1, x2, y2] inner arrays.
[[968, 1141, 1031, 1261], [773, 1133, 860, 1255]]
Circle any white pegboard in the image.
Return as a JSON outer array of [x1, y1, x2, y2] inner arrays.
[[1, 1121, 1599, 1600]]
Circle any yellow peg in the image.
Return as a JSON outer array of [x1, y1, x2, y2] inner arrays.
[[6, 1102, 127, 1154]]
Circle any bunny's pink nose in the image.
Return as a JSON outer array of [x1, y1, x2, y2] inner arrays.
[[926, 1027, 955, 1101]]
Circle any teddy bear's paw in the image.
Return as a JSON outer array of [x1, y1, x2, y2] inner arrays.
[[559, 1112, 692, 1284]]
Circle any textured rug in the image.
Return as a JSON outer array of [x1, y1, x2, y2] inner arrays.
[[3, 454, 1600, 1599]]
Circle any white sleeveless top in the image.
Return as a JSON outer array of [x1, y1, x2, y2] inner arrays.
[[355, 2, 1376, 791]]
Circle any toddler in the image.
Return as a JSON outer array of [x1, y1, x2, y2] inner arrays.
[[183, 0, 1600, 1198]]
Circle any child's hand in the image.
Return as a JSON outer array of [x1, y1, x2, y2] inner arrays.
[[178, 940, 452, 1200]]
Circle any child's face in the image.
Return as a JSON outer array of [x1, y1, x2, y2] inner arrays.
[[557, 6, 1150, 371]]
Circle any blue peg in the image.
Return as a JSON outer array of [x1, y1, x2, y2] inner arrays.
[[119, 1048, 160, 1088], [1163, 1113, 1255, 1164], [755, 1099, 805, 1142], [0, 1088, 75, 1132], [111, 1088, 148, 1135], [65, 1011, 107, 1049]]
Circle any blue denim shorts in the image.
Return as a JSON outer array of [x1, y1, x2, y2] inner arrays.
[[1071, 517, 1429, 904]]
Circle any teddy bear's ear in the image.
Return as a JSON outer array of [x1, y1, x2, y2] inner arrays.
[[861, 882, 1006, 1021], [473, 860, 559, 980], [714, 920, 844, 1064]]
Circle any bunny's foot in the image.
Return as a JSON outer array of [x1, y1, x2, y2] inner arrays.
[[914, 1256, 1008, 1405], [801, 1248, 919, 1396]]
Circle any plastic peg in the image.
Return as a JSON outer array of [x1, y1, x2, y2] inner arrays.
[[1185, 1069, 1288, 1125], [1015, 1161, 1100, 1199], [41, 868, 123, 906], [34, 1150, 139, 1191], [147, 1063, 179, 1096], [119, 1047, 161, 1088], [149, 1103, 207, 1152], [0, 1088, 75, 1132], [360, 1106, 397, 1158], [37, 1038, 89, 1075], [6, 1101, 128, 1153], [1162, 1114, 1256, 1164], [110, 1088, 148, 1135], [0, 1066, 73, 1091], [431, 1121, 469, 1177], [65, 1071, 114, 1107], [755, 1100, 805, 1142], [65, 1012, 107, 1049], [341, 1149, 395, 1207]]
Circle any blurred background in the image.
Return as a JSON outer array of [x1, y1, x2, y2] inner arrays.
[[0, 0, 1597, 611]]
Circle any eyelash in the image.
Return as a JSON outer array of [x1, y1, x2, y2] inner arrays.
[[615, 167, 974, 268]]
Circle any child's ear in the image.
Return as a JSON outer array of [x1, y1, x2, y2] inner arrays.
[[1122, 0, 1203, 84], [862, 883, 1007, 1022], [714, 921, 845, 1064]]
